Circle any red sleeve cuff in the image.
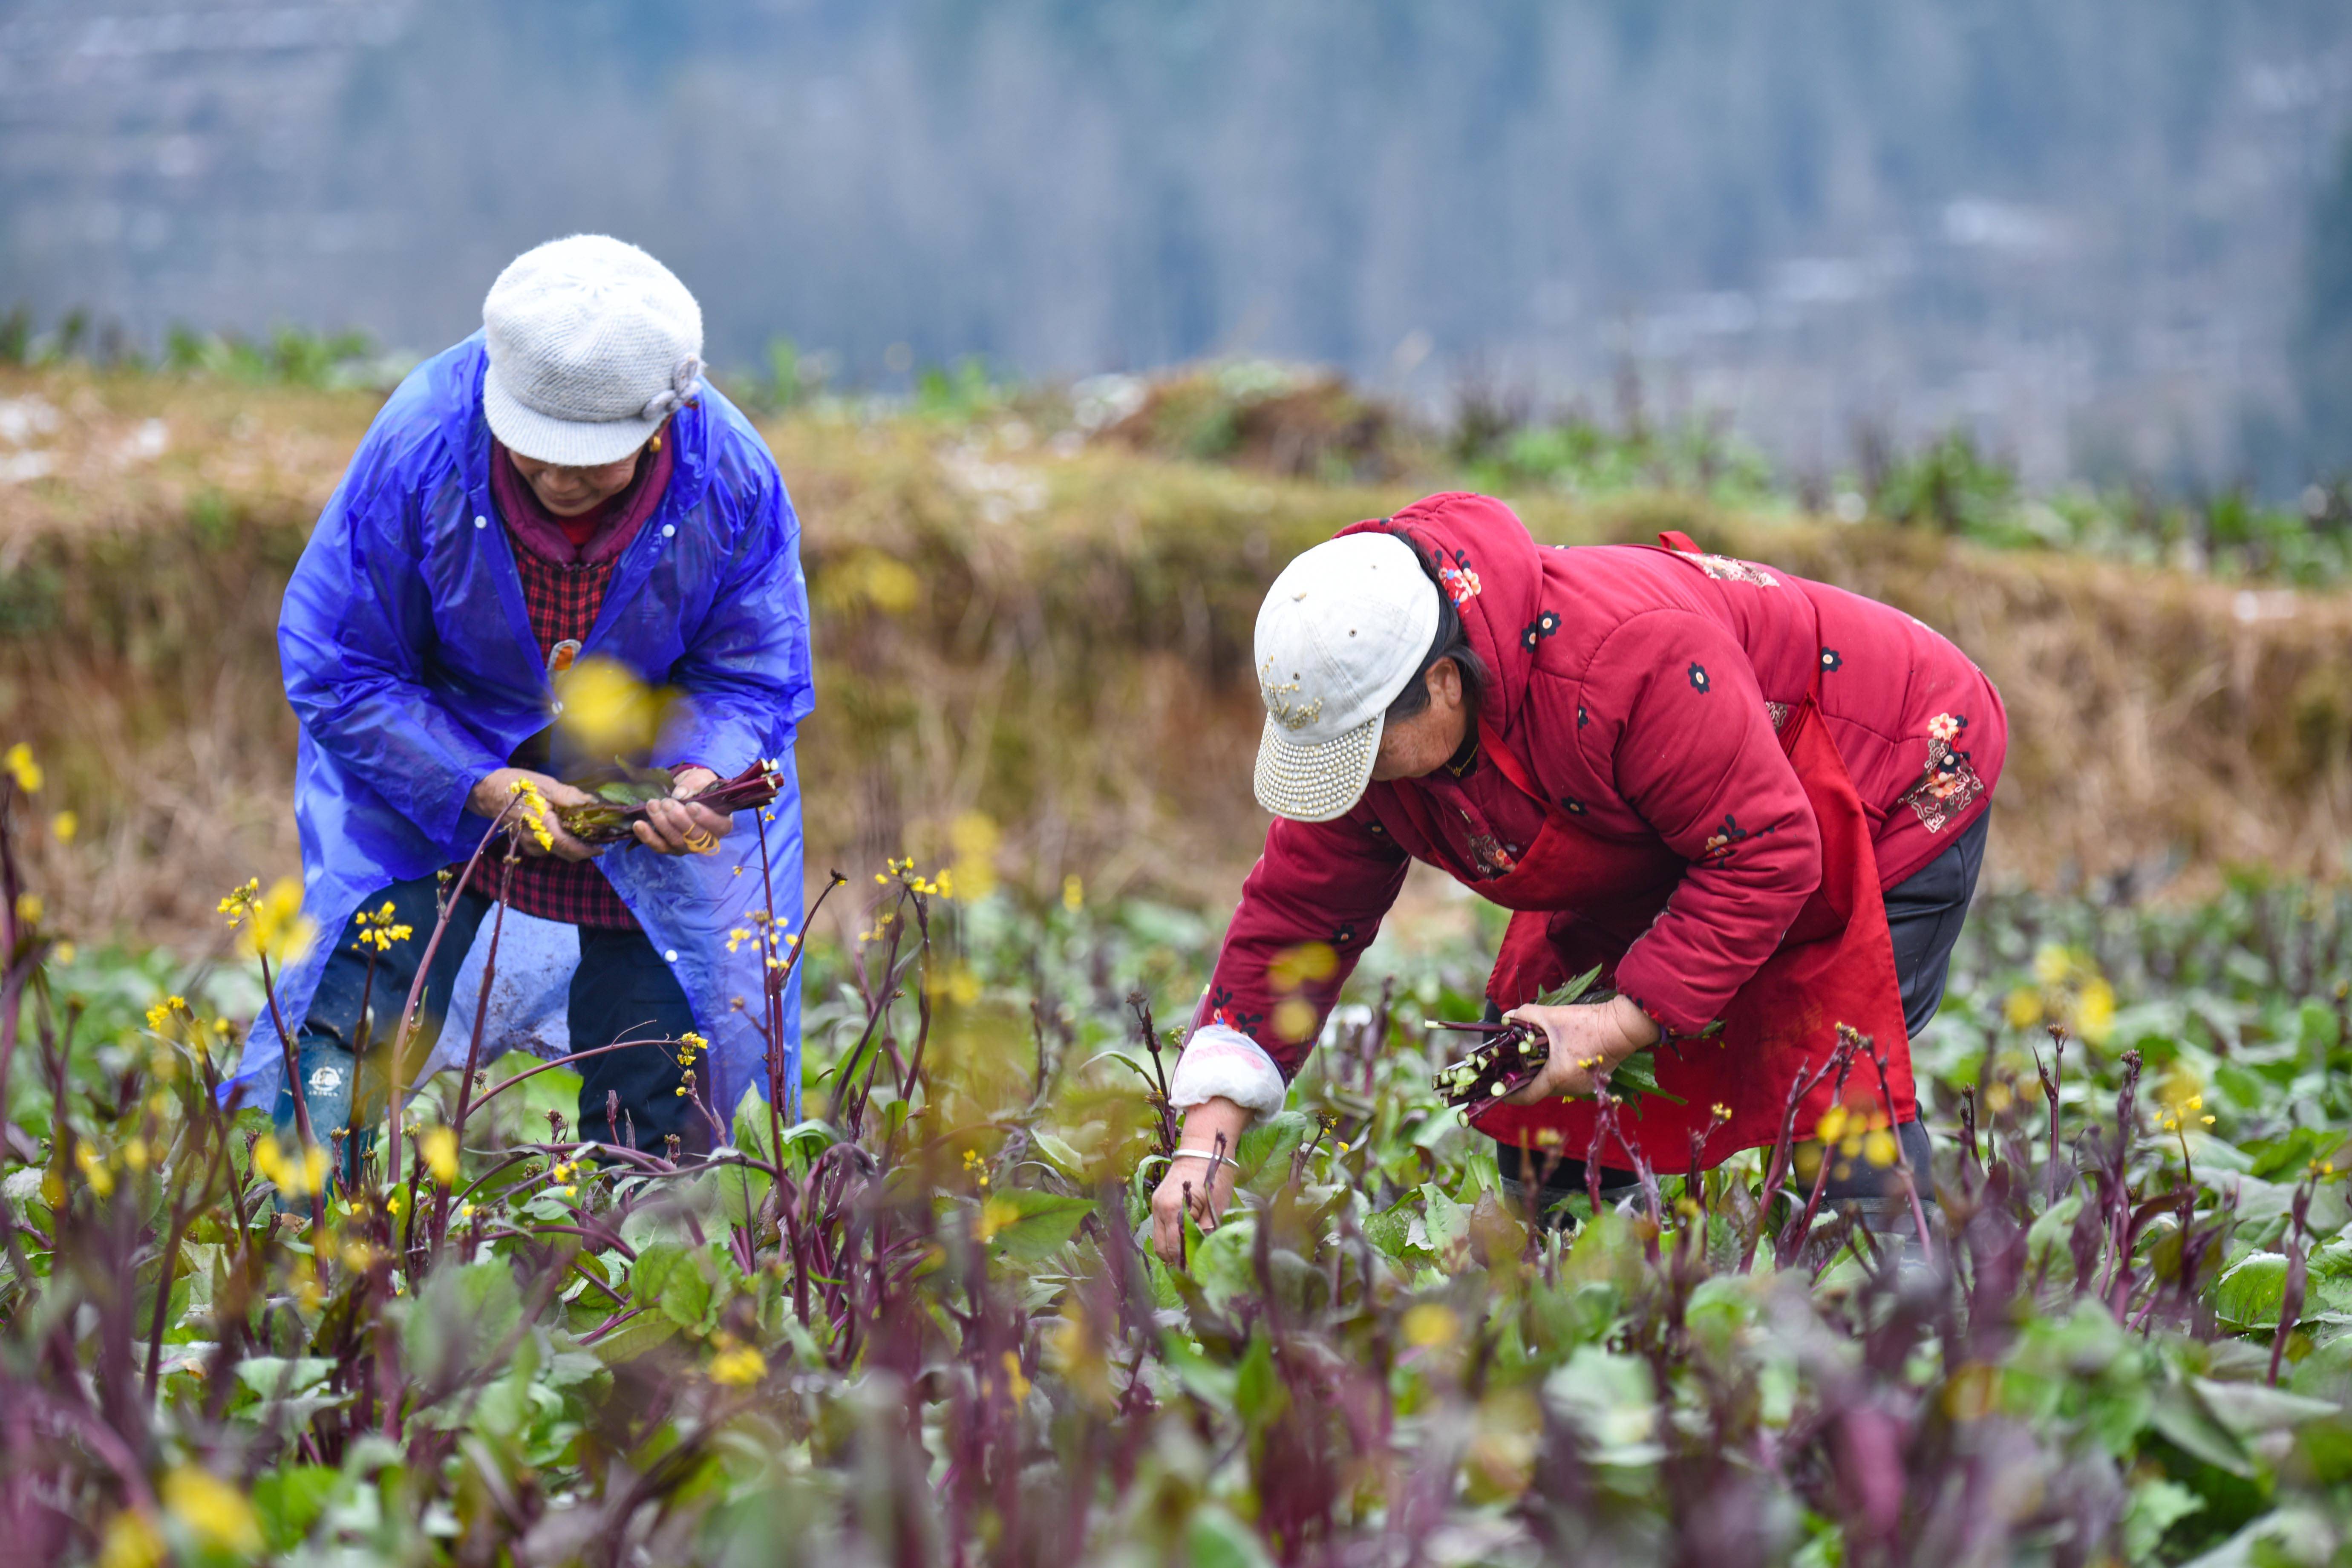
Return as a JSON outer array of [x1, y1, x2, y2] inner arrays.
[[1611, 944, 1726, 1040]]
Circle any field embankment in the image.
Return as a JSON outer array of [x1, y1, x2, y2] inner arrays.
[[1, 366, 2346, 942]]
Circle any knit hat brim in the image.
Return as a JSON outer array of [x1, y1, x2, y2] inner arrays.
[[484, 363, 667, 467]]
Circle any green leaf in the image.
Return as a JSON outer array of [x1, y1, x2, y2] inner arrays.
[[234, 1357, 336, 1398], [2120, 1478, 2204, 1562], [1418, 1182, 1470, 1261], [252, 1464, 340, 1552], [2150, 1380, 2252, 1476], [2191, 1377, 2341, 1436], [1081, 1047, 1161, 1089], [984, 1188, 1097, 1262], [660, 1255, 716, 1330], [1237, 1111, 1309, 1188], [2211, 1251, 2289, 1330], [1031, 1132, 1089, 1180], [1536, 966, 1605, 1007], [1233, 1329, 1287, 1428], [1184, 1507, 1275, 1568], [1361, 1200, 1417, 1262], [1158, 1331, 1237, 1405], [1606, 1050, 1686, 1105], [590, 1311, 679, 1365]]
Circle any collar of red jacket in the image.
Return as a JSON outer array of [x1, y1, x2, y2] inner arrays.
[[1336, 491, 1546, 744]]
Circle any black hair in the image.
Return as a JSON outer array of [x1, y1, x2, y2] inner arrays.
[[1383, 537, 1488, 723]]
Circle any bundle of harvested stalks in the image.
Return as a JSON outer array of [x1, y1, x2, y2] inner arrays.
[[1430, 1021, 1680, 1106], [1430, 967, 1682, 1106], [557, 759, 782, 845]]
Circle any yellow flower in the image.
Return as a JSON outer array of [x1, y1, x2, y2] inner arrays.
[[288, 1256, 324, 1311], [253, 1134, 329, 1197], [1271, 996, 1318, 1043], [947, 810, 1000, 902], [2003, 987, 2043, 1029], [2075, 976, 2116, 1045], [14, 892, 40, 925], [1267, 941, 1340, 991], [3, 742, 42, 794], [1815, 1105, 1850, 1147], [2031, 945, 2072, 986], [708, 1340, 768, 1386], [221, 877, 316, 966], [976, 1194, 1019, 1241], [352, 901, 414, 952], [1000, 1349, 1031, 1406], [96, 1511, 163, 1568], [161, 1465, 260, 1555], [420, 1125, 459, 1187], [507, 779, 556, 853], [122, 1138, 150, 1172], [75, 1141, 116, 1198], [1062, 873, 1084, 913], [1862, 1128, 1899, 1167], [50, 809, 75, 843], [553, 655, 660, 755], [1402, 1303, 1462, 1349], [52, 940, 74, 965]]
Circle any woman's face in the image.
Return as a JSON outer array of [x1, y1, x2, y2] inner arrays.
[[506, 442, 650, 518], [1370, 658, 1470, 781]]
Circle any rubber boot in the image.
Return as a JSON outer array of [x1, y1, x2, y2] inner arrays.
[[268, 1038, 377, 1205]]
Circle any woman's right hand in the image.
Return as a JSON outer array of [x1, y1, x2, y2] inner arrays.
[[1150, 1095, 1251, 1263], [467, 767, 604, 862]]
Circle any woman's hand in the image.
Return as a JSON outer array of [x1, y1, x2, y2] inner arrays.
[[1497, 994, 1662, 1106], [633, 766, 733, 855], [1150, 1095, 1250, 1264], [468, 767, 604, 862]]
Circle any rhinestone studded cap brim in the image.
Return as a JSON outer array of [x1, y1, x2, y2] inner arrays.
[[1253, 710, 1382, 822]]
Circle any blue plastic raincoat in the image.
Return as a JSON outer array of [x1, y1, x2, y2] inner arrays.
[[228, 334, 814, 1121]]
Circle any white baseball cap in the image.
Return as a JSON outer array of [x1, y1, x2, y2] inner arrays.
[[1251, 533, 1441, 821], [481, 235, 705, 467]]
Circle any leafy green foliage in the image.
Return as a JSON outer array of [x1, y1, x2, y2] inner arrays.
[[5, 807, 2352, 1562]]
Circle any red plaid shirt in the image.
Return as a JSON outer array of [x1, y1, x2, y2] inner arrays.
[[468, 436, 677, 928]]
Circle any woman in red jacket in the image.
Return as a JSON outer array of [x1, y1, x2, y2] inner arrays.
[[1150, 491, 2002, 1260]]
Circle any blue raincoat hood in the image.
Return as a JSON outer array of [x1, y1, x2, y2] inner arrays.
[[233, 334, 814, 1120]]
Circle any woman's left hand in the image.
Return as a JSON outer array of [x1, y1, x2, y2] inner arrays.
[[1497, 994, 1663, 1105], [634, 766, 734, 855]]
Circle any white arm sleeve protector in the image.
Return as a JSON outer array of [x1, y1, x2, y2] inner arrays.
[[1167, 1023, 1287, 1115]]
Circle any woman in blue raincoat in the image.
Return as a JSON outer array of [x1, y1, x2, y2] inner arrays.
[[231, 234, 813, 1165]]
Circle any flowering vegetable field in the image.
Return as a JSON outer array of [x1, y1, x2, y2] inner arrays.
[[3, 761, 2351, 1567]]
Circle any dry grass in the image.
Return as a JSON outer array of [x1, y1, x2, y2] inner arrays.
[[0, 366, 2345, 944]]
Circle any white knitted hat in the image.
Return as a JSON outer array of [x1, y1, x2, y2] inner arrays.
[[481, 235, 705, 467]]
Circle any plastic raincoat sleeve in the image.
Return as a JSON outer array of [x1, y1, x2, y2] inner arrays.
[[661, 469, 816, 770], [280, 462, 509, 844]]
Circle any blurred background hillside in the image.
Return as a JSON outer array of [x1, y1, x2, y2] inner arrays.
[[5, 0, 2352, 492], [3, 1, 2352, 945]]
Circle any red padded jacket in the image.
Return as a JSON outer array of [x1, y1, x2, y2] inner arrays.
[[1193, 492, 2005, 1075]]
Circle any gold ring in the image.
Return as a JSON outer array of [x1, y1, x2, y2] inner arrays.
[[683, 827, 719, 854]]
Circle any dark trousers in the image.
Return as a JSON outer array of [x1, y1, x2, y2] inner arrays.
[[1496, 809, 1991, 1203], [270, 874, 704, 1169]]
